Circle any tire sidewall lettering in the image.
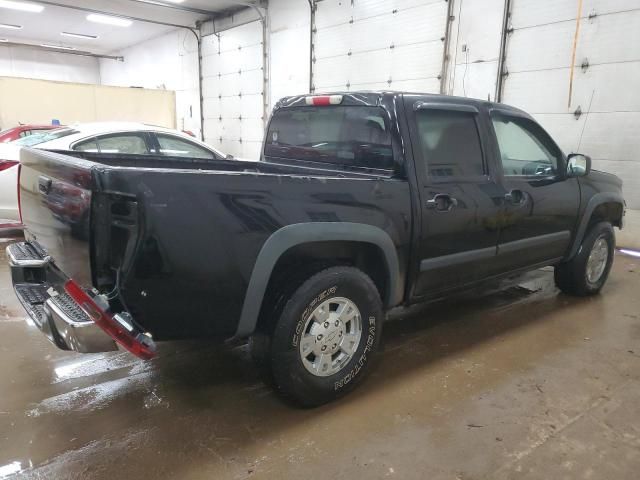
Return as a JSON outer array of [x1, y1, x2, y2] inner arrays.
[[334, 317, 376, 391], [292, 285, 337, 347]]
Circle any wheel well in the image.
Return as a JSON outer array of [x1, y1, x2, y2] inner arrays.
[[254, 241, 389, 333], [588, 202, 624, 229]]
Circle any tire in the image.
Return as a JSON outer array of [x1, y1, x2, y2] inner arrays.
[[554, 221, 615, 296], [269, 266, 383, 407]]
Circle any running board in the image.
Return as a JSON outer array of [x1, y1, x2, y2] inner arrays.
[[6, 242, 51, 267]]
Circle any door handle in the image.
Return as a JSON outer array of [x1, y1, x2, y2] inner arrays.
[[504, 189, 525, 206], [426, 193, 458, 212]]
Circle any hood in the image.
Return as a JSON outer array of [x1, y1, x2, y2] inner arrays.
[[590, 169, 623, 189]]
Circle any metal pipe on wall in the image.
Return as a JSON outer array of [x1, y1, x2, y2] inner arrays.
[[308, 0, 315, 93], [439, 0, 456, 94], [494, 0, 512, 102]]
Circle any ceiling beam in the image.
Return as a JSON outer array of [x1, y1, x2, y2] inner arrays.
[[2, 41, 124, 61], [123, 0, 218, 17], [32, 0, 201, 30]]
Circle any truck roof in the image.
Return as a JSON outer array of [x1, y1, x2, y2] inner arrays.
[[274, 91, 529, 117]]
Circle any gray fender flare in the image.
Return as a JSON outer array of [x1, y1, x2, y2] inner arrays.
[[234, 222, 402, 338], [567, 192, 625, 259]]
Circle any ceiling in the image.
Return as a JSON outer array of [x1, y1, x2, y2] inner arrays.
[[0, 0, 248, 54]]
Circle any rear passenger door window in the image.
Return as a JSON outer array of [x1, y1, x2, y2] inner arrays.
[[95, 133, 150, 154], [73, 138, 99, 152], [154, 134, 215, 159], [415, 109, 485, 179]]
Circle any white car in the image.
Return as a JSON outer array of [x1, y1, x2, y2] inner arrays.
[[0, 122, 228, 223]]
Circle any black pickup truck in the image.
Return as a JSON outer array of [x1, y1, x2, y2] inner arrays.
[[7, 92, 625, 406]]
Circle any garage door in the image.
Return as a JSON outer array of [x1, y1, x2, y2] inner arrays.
[[313, 0, 449, 93], [501, 0, 640, 208], [201, 21, 265, 159]]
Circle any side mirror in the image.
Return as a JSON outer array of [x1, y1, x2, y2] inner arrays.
[[567, 153, 591, 177]]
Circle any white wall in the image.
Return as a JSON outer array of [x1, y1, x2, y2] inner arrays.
[[268, 0, 311, 109], [99, 28, 201, 138], [446, 0, 504, 101], [0, 44, 99, 84]]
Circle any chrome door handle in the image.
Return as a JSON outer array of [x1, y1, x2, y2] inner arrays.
[[426, 194, 458, 212], [504, 189, 525, 206]]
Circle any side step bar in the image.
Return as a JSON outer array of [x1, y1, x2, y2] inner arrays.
[[6, 242, 51, 267]]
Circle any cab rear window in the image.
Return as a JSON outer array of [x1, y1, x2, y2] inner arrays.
[[264, 106, 393, 170]]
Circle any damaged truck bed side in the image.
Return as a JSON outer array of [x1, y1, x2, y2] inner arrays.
[[7, 92, 624, 406]]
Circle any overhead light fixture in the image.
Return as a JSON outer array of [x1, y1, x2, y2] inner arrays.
[[41, 43, 76, 50], [163, 0, 186, 3], [61, 31, 98, 40], [0, 38, 8, 42], [0, 23, 23, 30], [0, 0, 44, 13], [86, 13, 132, 27]]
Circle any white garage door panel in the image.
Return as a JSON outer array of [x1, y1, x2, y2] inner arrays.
[[594, 160, 640, 207], [508, 10, 640, 73], [511, 0, 640, 28], [217, 70, 262, 97], [586, 64, 640, 112], [352, 0, 442, 20], [509, 63, 640, 115], [314, 0, 448, 93], [314, 56, 350, 90], [315, 40, 443, 91], [531, 113, 585, 154], [202, 20, 264, 159], [315, 4, 445, 58], [356, 78, 441, 92], [502, 70, 570, 113], [241, 94, 264, 120], [578, 112, 640, 161], [506, 24, 575, 72], [221, 21, 263, 48], [315, 0, 440, 28], [576, 11, 640, 65]]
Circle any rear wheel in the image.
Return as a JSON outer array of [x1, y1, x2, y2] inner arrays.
[[268, 266, 383, 407], [554, 222, 615, 296]]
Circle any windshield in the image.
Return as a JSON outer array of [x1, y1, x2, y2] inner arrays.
[[12, 128, 78, 147], [264, 106, 394, 170]]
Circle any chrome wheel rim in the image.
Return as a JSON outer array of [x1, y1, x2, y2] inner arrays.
[[586, 237, 609, 284], [299, 297, 362, 377]]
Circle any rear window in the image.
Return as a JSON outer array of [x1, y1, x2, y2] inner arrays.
[[264, 106, 393, 170], [12, 128, 78, 147]]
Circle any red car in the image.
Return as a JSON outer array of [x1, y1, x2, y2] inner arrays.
[[0, 124, 61, 143]]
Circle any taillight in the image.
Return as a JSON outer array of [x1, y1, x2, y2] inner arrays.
[[305, 95, 343, 106], [0, 160, 18, 172], [64, 279, 156, 360]]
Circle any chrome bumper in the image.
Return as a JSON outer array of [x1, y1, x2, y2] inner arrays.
[[8, 242, 118, 354]]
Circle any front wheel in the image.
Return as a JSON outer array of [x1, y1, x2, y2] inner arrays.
[[555, 222, 615, 296], [269, 266, 383, 407]]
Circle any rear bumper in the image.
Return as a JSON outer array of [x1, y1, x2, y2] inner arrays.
[[8, 242, 118, 354]]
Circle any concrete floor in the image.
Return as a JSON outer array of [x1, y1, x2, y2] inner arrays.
[[0, 236, 639, 480]]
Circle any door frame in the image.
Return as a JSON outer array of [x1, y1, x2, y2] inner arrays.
[[403, 97, 504, 301]]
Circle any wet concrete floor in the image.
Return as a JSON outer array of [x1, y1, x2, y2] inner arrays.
[[0, 235, 639, 479]]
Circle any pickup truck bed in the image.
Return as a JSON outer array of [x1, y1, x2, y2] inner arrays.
[[14, 146, 411, 342]]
